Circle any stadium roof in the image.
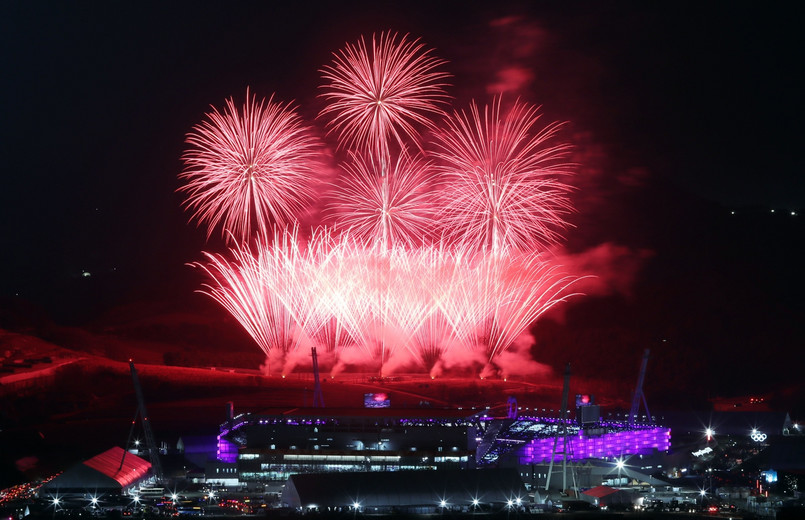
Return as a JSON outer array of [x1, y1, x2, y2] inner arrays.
[[282, 468, 526, 509], [40, 447, 150, 493]]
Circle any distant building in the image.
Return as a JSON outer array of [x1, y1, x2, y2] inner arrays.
[[282, 468, 527, 512], [581, 485, 636, 508], [659, 411, 793, 438]]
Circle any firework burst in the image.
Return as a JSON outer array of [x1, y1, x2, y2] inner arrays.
[[180, 89, 322, 243], [319, 31, 451, 162], [329, 150, 435, 249], [432, 96, 574, 255]]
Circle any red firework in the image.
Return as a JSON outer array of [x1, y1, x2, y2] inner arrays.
[[431, 97, 574, 254], [329, 150, 435, 249], [180, 89, 321, 243], [319, 31, 451, 162]]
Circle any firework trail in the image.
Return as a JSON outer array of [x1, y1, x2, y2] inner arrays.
[[180, 89, 322, 243], [193, 241, 295, 366], [432, 96, 574, 255], [319, 31, 451, 163], [194, 230, 582, 376]]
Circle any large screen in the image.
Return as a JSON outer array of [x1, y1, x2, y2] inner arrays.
[[364, 393, 390, 408]]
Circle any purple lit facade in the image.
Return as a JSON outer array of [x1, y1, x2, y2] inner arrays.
[[521, 426, 671, 463], [218, 414, 251, 464]]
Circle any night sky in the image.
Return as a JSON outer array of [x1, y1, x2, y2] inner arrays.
[[1, 3, 803, 397]]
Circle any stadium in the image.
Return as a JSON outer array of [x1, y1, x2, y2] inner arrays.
[[210, 392, 671, 509]]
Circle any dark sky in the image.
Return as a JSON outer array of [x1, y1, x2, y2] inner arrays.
[[1, 1, 803, 313]]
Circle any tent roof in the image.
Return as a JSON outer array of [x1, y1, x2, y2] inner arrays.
[[582, 485, 618, 498], [40, 447, 150, 492], [83, 447, 151, 488]]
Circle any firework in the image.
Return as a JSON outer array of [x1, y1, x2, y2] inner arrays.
[[180, 89, 322, 243], [183, 34, 587, 378], [432, 96, 574, 255], [319, 31, 450, 163], [329, 150, 435, 249]]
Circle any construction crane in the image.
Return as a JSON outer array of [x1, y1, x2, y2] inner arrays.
[[628, 349, 652, 426], [119, 359, 164, 482]]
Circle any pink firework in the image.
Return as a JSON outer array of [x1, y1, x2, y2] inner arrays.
[[180, 89, 321, 243], [319, 31, 451, 162], [182, 34, 592, 379], [432, 96, 574, 255], [329, 150, 435, 249]]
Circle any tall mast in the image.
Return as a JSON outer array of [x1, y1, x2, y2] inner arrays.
[[120, 360, 163, 482], [629, 349, 652, 426]]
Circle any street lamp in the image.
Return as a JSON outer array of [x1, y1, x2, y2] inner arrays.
[[614, 457, 626, 482]]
